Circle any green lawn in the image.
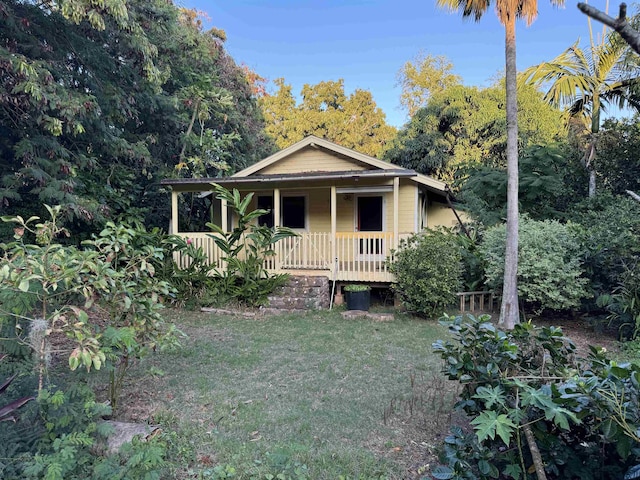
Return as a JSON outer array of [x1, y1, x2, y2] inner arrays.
[[120, 309, 454, 479]]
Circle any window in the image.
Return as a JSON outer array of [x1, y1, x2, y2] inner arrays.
[[282, 195, 306, 229], [257, 195, 274, 228]]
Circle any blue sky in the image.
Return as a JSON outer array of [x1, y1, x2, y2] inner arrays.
[[181, 1, 613, 127]]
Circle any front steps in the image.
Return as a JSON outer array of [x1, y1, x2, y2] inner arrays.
[[267, 276, 330, 311]]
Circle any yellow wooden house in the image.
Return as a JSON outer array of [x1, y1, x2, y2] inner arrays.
[[161, 135, 461, 284]]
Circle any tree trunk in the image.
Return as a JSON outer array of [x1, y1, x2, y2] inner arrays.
[[588, 168, 597, 198], [499, 15, 520, 330], [587, 96, 601, 198]]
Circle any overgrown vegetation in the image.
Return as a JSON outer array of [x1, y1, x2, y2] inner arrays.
[[204, 183, 296, 307], [480, 217, 589, 312], [432, 314, 640, 480], [389, 229, 463, 317], [0, 206, 178, 478]]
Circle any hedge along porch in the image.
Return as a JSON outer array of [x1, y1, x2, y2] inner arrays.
[[161, 136, 460, 284]]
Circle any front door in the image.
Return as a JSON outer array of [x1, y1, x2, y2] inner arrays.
[[356, 196, 384, 258]]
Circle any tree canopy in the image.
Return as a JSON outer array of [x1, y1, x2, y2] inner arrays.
[[259, 78, 397, 158], [396, 52, 462, 117], [0, 0, 272, 237], [384, 83, 567, 183], [521, 30, 640, 197]]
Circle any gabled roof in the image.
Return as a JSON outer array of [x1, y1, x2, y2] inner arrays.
[[233, 135, 394, 177], [232, 135, 447, 193]]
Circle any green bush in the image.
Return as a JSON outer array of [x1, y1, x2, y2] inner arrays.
[[389, 229, 462, 317], [206, 184, 297, 307], [567, 194, 640, 300], [480, 217, 589, 312], [432, 314, 640, 480], [598, 261, 640, 340]]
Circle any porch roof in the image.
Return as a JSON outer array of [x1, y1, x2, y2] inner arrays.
[[161, 168, 419, 189]]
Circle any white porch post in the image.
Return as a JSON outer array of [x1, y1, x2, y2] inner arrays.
[[330, 186, 337, 275], [171, 190, 179, 234], [273, 188, 280, 271], [221, 198, 228, 233], [393, 177, 399, 250], [273, 188, 280, 227]]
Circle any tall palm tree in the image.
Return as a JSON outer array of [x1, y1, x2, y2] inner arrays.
[[437, 0, 563, 330], [521, 29, 640, 197]]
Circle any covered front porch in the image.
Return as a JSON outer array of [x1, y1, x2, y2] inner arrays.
[[165, 170, 428, 283]]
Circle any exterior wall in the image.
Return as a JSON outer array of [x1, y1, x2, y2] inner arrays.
[[427, 201, 460, 228], [398, 180, 417, 234], [258, 147, 370, 175], [246, 184, 420, 234]]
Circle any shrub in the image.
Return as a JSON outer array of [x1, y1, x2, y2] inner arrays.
[[0, 206, 180, 410], [206, 184, 297, 307], [567, 193, 640, 300], [389, 229, 462, 317], [432, 314, 640, 480], [598, 260, 640, 340], [480, 217, 589, 312]]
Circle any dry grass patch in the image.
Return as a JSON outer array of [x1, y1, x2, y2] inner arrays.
[[114, 309, 453, 479]]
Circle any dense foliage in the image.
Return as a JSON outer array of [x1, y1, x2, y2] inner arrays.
[[259, 78, 397, 157], [389, 229, 463, 317], [0, 206, 179, 478], [597, 118, 640, 195], [0, 206, 180, 408], [480, 217, 589, 312], [567, 194, 640, 300], [460, 146, 571, 226], [205, 184, 296, 307], [0, 0, 272, 239], [432, 314, 640, 480], [383, 83, 566, 183]]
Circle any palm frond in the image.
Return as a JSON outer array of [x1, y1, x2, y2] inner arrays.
[[436, 0, 492, 21]]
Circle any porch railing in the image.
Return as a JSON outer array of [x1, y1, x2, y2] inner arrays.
[[175, 231, 403, 282], [334, 232, 394, 282]]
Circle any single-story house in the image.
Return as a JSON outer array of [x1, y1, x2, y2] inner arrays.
[[161, 135, 462, 284]]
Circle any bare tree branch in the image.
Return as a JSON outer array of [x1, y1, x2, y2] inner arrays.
[[626, 190, 640, 202], [577, 3, 640, 55]]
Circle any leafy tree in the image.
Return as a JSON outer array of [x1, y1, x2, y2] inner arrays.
[[596, 117, 640, 194], [567, 193, 640, 301], [521, 28, 640, 197], [396, 52, 461, 117], [460, 145, 572, 226], [437, 0, 565, 331], [384, 84, 566, 183], [0, 1, 272, 238], [481, 217, 589, 312], [259, 78, 396, 157]]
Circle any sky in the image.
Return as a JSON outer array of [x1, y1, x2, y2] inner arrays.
[[181, 1, 616, 128]]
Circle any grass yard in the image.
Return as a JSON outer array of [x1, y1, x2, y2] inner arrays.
[[116, 309, 456, 479]]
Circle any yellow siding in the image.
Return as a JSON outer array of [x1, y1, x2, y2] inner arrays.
[[336, 194, 355, 231], [398, 180, 417, 233], [259, 147, 370, 175], [308, 189, 331, 231], [427, 202, 460, 228]]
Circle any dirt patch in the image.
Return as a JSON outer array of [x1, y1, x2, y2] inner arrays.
[[529, 315, 620, 357]]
